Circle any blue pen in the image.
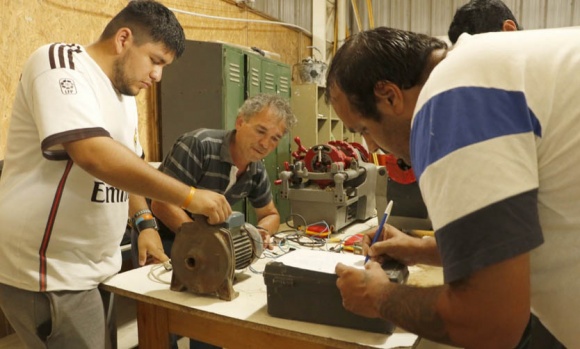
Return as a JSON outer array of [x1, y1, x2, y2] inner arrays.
[[365, 200, 394, 263]]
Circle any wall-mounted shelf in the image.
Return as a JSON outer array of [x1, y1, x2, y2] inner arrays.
[[291, 83, 361, 149]]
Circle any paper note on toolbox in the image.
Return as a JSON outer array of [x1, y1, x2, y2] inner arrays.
[[273, 248, 365, 274]]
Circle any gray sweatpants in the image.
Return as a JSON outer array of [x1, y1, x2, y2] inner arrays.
[[0, 283, 109, 349]]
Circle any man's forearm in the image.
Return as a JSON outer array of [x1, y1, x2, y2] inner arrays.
[[379, 284, 452, 345], [254, 202, 280, 234], [151, 200, 192, 234], [65, 137, 191, 206], [129, 194, 149, 217], [417, 238, 442, 266], [256, 214, 279, 235], [378, 273, 528, 348]]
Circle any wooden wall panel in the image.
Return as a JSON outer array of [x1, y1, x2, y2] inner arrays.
[[431, 0, 455, 36], [0, 0, 311, 161], [520, 0, 547, 29], [452, 0, 470, 10], [4, 0, 580, 160], [296, 0, 313, 32], [546, 0, 574, 28], [373, 0, 392, 28], [503, 0, 523, 24], [389, 0, 412, 31], [573, 0, 580, 25], [410, 0, 432, 34]]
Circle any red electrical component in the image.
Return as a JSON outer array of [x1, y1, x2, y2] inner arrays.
[[291, 136, 309, 161], [384, 154, 416, 184], [289, 137, 374, 189], [303, 144, 352, 171], [303, 144, 350, 188], [329, 140, 369, 163]]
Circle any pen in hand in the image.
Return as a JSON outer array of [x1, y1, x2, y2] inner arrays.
[[365, 200, 394, 264]]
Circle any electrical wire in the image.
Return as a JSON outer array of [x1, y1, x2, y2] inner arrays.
[[305, 220, 331, 238], [168, 7, 312, 36], [248, 212, 364, 275], [273, 230, 327, 249], [285, 213, 307, 230], [147, 263, 172, 284], [248, 265, 263, 274]]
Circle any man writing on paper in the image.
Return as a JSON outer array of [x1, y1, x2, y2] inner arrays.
[[327, 25, 575, 348], [355, 0, 523, 268]]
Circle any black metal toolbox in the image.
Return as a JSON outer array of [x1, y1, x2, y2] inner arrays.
[[263, 251, 408, 334]]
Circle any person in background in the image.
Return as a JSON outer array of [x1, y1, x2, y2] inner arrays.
[[0, 1, 231, 348], [327, 25, 576, 348], [148, 93, 296, 349], [448, 0, 521, 44]]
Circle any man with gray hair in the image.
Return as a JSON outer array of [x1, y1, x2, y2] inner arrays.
[[151, 93, 296, 256], [148, 93, 295, 349]]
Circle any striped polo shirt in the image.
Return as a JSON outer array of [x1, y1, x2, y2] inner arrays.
[[157, 128, 272, 238]]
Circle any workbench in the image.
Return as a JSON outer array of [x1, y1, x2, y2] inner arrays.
[[100, 243, 443, 349]]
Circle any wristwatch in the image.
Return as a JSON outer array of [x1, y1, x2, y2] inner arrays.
[[136, 218, 158, 233]]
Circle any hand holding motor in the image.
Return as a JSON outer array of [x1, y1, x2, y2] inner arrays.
[[184, 188, 232, 225], [335, 261, 393, 318]]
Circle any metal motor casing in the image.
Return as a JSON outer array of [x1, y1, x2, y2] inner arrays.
[[170, 212, 263, 301]]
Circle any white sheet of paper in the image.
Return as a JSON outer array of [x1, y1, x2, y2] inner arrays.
[[385, 333, 419, 348], [274, 249, 366, 274]]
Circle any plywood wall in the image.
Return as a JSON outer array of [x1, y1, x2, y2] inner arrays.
[[0, 0, 311, 161]]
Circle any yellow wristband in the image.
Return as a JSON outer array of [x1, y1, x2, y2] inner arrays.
[[181, 186, 196, 209]]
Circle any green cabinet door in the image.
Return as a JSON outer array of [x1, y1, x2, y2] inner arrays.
[[274, 63, 292, 223], [221, 46, 247, 216], [247, 54, 262, 98], [243, 54, 292, 226], [223, 46, 245, 131], [261, 59, 278, 95], [277, 63, 291, 99]]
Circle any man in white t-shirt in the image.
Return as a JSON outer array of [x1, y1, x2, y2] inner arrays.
[[327, 26, 577, 348], [0, 1, 231, 348]]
